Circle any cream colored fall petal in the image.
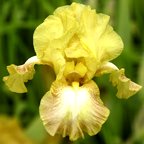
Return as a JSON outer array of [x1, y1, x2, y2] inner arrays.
[[39, 80, 110, 141]]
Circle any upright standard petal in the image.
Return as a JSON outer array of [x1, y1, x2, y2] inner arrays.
[[40, 80, 109, 141], [33, 2, 124, 80], [95, 25, 124, 62], [33, 15, 64, 59], [79, 6, 123, 79]]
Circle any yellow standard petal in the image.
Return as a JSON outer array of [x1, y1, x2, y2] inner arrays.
[[110, 68, 142, 99], [33, 2, 124, 81], [79, 5, 123, 75], [39, 80, 109, 141], [95, 25, 124, 62]]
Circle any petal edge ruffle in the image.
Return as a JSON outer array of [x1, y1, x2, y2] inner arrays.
[[39, 80, 109, 141]]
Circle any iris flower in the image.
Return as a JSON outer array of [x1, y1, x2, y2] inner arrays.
[[3, 3, 142, 141]]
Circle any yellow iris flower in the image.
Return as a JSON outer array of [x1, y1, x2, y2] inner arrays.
[[3, 2, 142, 141]]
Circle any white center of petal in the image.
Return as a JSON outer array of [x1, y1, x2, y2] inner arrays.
[[61, 82, 89, 119]]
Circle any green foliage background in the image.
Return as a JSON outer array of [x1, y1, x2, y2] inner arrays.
[[0, 0, 144, 144]]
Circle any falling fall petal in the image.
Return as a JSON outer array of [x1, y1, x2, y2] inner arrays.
[[3, 56, 41, 93], [110, 68, 142, 99], [40, 80, 110, 141]]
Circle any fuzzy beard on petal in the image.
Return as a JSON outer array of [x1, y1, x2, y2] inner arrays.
[[39, 80, 110, 141]]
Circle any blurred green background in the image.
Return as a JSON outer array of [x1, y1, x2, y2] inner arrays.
[[0, 0, 144, 144]]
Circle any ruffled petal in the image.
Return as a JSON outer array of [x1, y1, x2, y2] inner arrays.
[[110, 68, 142, 99], [39, 80, 109, 141], [3, 56, 40, 93], [54, 2, 86, 22], [95, 25, 123, 62], [33, 15, 64, 59], [64, 39, 89, 58], [33, 15, 79, 75], [33, 3, 124, 80], [80, 9, 110, 56]]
